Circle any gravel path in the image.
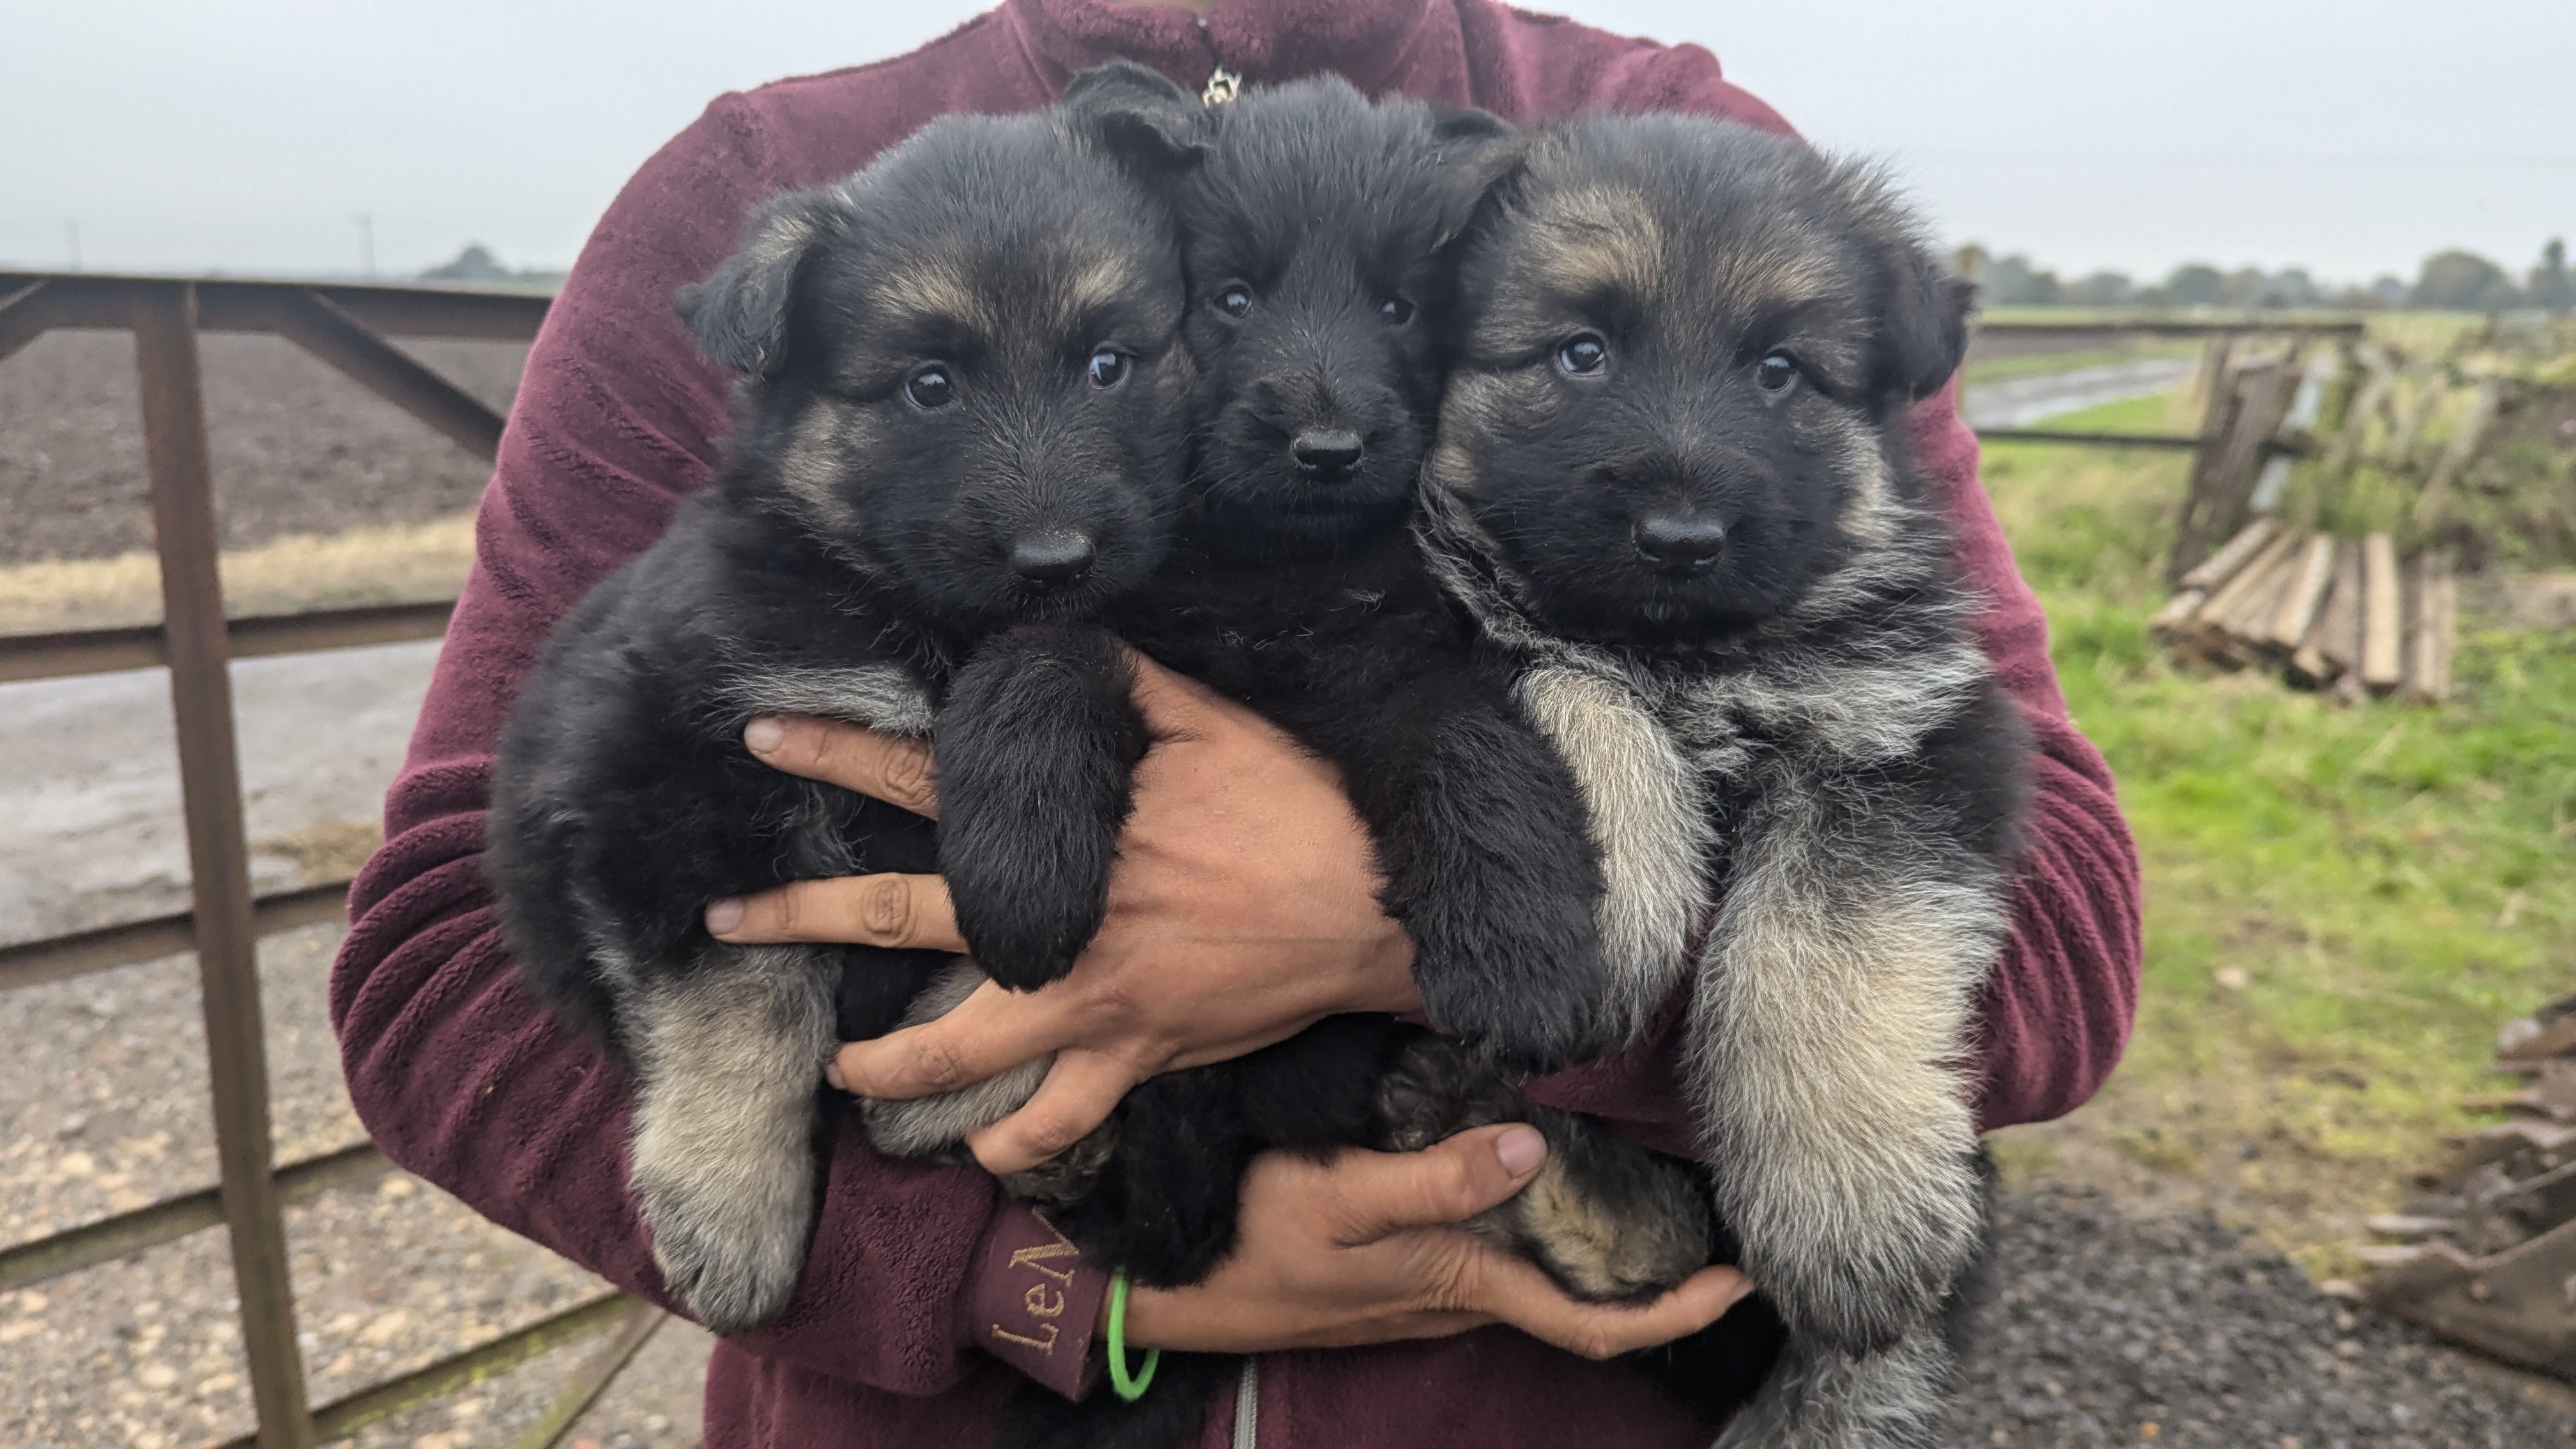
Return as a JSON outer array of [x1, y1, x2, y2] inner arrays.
[[1951, 1188, 2576, 1448]]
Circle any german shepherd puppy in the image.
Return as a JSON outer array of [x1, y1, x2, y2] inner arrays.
[[847, 68, 1717, 1449], [484, 89, 1200, 1335], [1418, 115, 2028, 1446]]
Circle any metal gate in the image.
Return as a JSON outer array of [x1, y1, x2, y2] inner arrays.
[[0, 270, 664, 1449]]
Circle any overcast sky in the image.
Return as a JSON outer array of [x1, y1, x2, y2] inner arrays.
[[5, 0, 2569, 285]]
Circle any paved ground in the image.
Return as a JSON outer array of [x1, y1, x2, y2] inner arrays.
[[1961, 357, 2198, 431], [0, 641, 438, 947]]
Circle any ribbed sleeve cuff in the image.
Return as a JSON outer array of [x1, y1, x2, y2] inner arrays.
[[962, 1200, 1111, 1400]]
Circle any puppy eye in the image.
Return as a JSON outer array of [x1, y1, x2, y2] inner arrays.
[[904, 365, 953, 410], [1379, 296, 1416, 326], [1213, 284, 1254, 319], [1754, 352, 1800, 395], [1087, 348, 1131, 390], [1556, 334, 1608, 378]]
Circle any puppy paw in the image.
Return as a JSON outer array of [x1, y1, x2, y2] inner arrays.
[[1733, 1159, 1985, 1357], [1478, 1107, 1712, 1303], [946, 869, 1104, 991], [1413, 959, 1598, 1073], [996, 1118, 1119, 1207], [1715, 1329, 1951, 1449], [637, 1169, 813, 1335]]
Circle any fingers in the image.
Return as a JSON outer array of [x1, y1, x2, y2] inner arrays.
[[706, 873, 965, 951], [965, 1050, 1142, 1174], [1324, 1123, 1549, 1245], [1474, 1259, 1754, 1362], [830, 978, 1083, 1100], [744, 715, 940, 818], [1122, 649, 1238, 743]]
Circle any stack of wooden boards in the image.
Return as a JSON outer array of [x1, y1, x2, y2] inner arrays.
[[2150, 517, 2457, 702], [2151, 315, 2575, 702], [2359, 994, 2576, 1381]]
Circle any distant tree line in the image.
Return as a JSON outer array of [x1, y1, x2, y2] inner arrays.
[[1958, 239, 2574, 312], [418, 243, 567, 287]]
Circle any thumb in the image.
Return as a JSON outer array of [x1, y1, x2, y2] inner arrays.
[[1328, 1123, 1548, 1245]]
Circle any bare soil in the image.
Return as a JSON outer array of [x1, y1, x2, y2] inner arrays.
[[0, 329, 523, 566]]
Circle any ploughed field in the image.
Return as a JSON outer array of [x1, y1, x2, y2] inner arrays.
[[3, 331, 2574, 1444], [0, 328, 523, 567]]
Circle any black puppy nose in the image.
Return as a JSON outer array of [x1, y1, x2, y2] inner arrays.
[[1290, 429, 1365, 478], [1009, 530, 1096, 588], [1633, 513, 1729, 571]]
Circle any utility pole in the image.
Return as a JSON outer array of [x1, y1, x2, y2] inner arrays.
[[353, 212, 375, 280], [65, 219, 81, 272]]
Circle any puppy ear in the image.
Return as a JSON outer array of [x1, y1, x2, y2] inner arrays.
[[1061, 59, 1209, 174], [1431, 107, 1526, 204], [1832, 160, 1977, 402], [1883, 253, 1979, 402], [675, 188, 845, 378]]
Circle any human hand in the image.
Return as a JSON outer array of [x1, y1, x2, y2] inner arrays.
[[1119, 1123, 1752, 1358], [705, 651, 1423, 1174]]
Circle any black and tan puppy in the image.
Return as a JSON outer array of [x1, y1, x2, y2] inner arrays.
[[484, 92, 1199, 1334], [850, 68, 1717, 1449], [1420, 115, 2028, 1446]]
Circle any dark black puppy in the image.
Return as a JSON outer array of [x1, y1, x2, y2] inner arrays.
[[1419, 115, 2030, 1447], [484, 89, 1199, 1335], [850, 69, 1716, 1449]]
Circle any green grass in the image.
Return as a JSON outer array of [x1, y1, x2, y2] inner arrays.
[[1979, 394, 2576, 1268], [1963, 340, 2202, 388]]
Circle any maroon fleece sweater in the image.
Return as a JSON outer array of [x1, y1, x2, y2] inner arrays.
[[328, 2, 2144, 1444]]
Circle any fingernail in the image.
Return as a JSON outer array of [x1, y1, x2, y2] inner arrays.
[[1721, 1275, 1757, 1310], [1495, 1125, 1546, 1176], [745, 717, 786, 754], [824, 1059, 848, 1092], [705, 898, 745, 935]]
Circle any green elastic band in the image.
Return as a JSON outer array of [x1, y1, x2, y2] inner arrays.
[[1106, 1269, 1161, 1402]]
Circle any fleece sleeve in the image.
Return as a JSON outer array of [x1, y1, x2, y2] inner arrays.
[[325, 91, 1064, 1392]]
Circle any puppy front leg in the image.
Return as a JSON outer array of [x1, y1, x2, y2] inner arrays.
[[934, 624, 1147, 990], [1342, 674, 1607, 1070], [1688, 778, 2002, 1357], [624, 944, 839, 1334]]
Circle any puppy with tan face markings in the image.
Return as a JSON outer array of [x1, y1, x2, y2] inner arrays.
[[482, 79, 1199, 1337], [1421, 114, 2033, 1447]]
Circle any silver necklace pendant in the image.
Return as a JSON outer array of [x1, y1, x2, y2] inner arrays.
[[1202, 66, 1243, 107]]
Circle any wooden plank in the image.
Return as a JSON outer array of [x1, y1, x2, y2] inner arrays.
[[2150, 588, 2209, 640], [2193, 527, 2304, 633], [2315, 540, 2366, 675], [2180, 517, 2281, 591], [2361, 533, 2404, 692], [2405, 552, 2458, 703], [2217, 540, 2304, 659], [2267, 533, 2340, 649]]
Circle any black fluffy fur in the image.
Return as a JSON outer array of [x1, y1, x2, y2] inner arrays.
[[485, 88, 1200, 1335], [1421, 113, 2030, 1446], [845, 70, 1713, 1449]]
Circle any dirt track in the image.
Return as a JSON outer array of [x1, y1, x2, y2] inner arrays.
[[0, 329, 523, 566]]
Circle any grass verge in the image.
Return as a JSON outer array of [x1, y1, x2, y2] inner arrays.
[[1980, 395, 2576, 1276], [0, 512, 475, 636]]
